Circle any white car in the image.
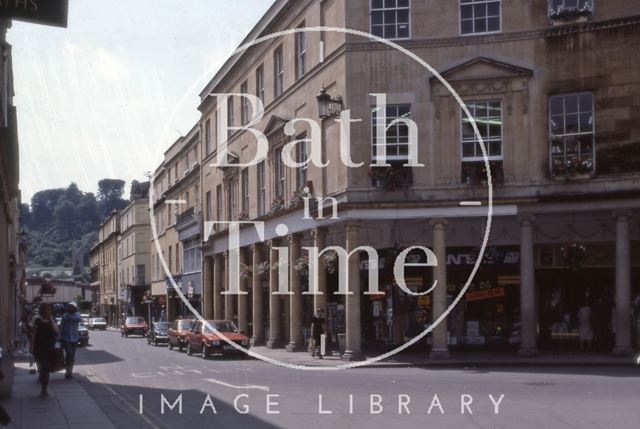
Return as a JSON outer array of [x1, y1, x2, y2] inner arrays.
[[88, 317, 108, 330]]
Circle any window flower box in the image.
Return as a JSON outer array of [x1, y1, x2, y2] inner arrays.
[[462, 160, 504, 186], [549, 1, 593, 22], [369, 163, 413, 191]]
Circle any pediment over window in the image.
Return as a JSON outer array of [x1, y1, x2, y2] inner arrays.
[[431, 57, 533, 83], [263, 115, 290, 136]]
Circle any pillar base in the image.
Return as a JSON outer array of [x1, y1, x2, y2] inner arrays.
[[250, 336, 266, 347], [341, 350, 365, 361], [517, 346, 539, 357], [285, 342, 303, 352], [612, 346, 633, 357], [429, 349, 450, 360], [266, 338, 283, 349]]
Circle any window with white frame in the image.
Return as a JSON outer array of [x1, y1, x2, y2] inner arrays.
[[371, 0, 410, 40], [241, 168, 249, 214], [371, 104, 411, 161], [461, 101, 503, 161], [240, 81, 249, 125], [549, 92, 594, 176], [274, 45, 284, 97], [256, 65, 265, 105], [216, 184, 222, 221], [275, 147, 285, 198], [227, 178, 237, 221], [257, 161, 266, 216], [296, 135, 308, 189], [460, 0, 501, 35], [227, 96, 235, 138], [295, 25, 306, 79], [182, 238, 201, 274], [205, 119, 211, 155]]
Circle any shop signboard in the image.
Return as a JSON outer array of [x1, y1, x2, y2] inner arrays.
[[465, 287, 506, 302], [0, 0, 69, 28]]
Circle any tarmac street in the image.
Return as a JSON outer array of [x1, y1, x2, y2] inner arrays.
[[2, 330, 635, 429]]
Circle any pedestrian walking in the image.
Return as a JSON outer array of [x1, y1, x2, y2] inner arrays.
[[310, 308, 326, 359], [577, 301, 593, 352], [59, 301, 81, 380], [30, 303, 58, 398]]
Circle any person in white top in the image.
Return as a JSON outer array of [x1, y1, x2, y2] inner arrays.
[[577, 302, 593, 352]]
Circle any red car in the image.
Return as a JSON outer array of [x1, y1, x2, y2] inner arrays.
[[168, 319, 195, 351], [121, 316, 148, 337], [185, 320, 250, 359]]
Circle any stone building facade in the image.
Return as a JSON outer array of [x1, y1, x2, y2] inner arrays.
[[150, 124, 202, 322], [117, 181, 151, 319], [145, 0, 640, 359]]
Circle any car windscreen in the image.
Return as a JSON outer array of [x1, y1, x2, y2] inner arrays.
[[126, 317, 145, 324], [178, 320, 194, 330], [153, 323, 170, 330], [204, 322, 237, 333], [93, 318, 106, 323]]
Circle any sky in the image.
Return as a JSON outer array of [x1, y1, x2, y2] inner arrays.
[[8, 0, 273, 203]]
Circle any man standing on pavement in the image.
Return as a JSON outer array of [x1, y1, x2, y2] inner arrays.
[[59, 301, 81, 379], [310, 308, 326, 359]]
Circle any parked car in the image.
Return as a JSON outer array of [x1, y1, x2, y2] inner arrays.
[[55, 319, 90, 346], [147, 322, 170, 346], [78, 323, 90, 346], [88, 317, 107, 330], [121, 316, 148, 337], [80, 313, 91, 325], [185, 320, 250, 359], [168, 319, 195, 351]]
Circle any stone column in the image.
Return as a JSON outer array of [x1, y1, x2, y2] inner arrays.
[[237, 248, 249, 334], [223, 251, 234, 321], [429, 218, 450, 359], [286, 233, 303, 351], [202, 256, 213, 319], [266, 240, 282, 348], [518, 214, 538, 357], [342, 222, 364, 361], [250, 244, 265, 346], [613, 210, 633, 356], [311, 228, 328, 313], [213, 253, 223, 319]]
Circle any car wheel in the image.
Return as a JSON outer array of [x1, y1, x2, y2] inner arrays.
[[186, 343, 192, 355], [202, 344, 209, 359]]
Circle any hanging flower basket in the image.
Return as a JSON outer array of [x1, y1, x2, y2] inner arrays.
[[560, 242, 587, 271], [322, 251, 339, 275], [254, 261, 270, 277], [552, 158, 593, 178], [288, 188, 310, 209], [238, 210, 249, 221], [294, 255, 309, 277], [39, 283, 57, 296], [239, 263, 253, 280]]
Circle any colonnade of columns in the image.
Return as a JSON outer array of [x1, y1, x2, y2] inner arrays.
[[199, 211, 635, 358]]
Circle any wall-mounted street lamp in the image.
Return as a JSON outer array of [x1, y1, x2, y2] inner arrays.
[[316, 85, 344, 120]]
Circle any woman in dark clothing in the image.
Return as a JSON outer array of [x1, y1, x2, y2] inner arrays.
[[30, 303, 58, 398]]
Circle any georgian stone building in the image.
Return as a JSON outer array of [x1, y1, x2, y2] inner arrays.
[[149, 0, 640, 359], [150, 124, 202, 322], [117, 181, 151, 319], [96, 210, 120, 325]]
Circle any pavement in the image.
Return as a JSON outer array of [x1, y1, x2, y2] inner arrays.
[[0, 359, 117, 429], [248, 346, 639, 367]]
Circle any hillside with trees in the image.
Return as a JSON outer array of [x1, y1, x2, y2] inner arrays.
[[20, 179, 129, 280]]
